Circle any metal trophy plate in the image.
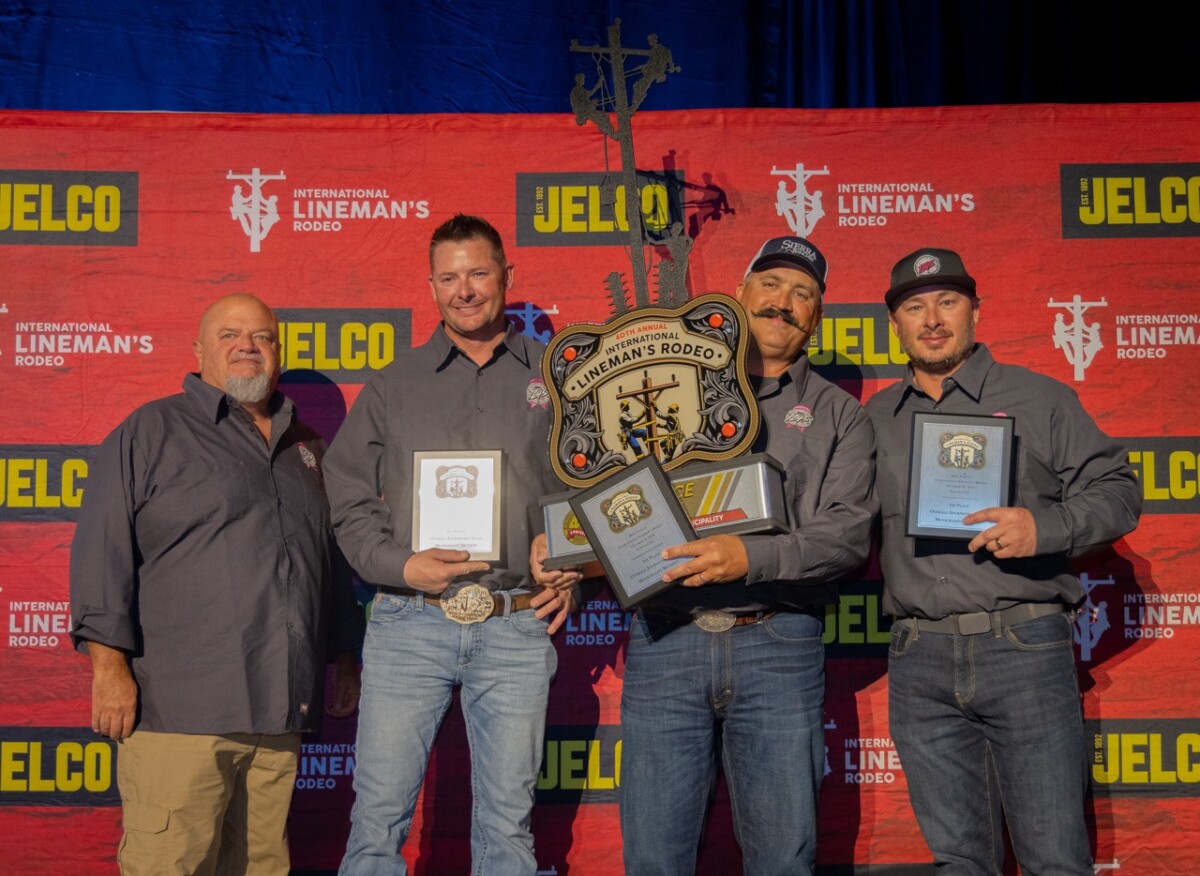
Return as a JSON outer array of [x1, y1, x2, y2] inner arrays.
[[906, 412, 1015, 540], [542, 293, 759, 489], [541, 452, 788, 570], [412, 450, 503, 562], [539, 294, 791, 571], [567, 454, 698, 609]]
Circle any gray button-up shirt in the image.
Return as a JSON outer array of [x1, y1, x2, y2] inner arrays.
[[70, 373, 365, 735], [648, 354, 878, 614], [323, 323, 558, 591], [866, 344, 1142, 619]]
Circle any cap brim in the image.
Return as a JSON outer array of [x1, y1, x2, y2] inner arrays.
[[885, 277, 976, 308], [748, 257, 826, 291]]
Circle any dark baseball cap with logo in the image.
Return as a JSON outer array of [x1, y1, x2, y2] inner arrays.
[[744, 236, 829, 292], [885, 247, 977, 309]]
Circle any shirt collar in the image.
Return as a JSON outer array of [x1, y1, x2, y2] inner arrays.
[[182, 372, 293, 424], [427, 321, 530, 371], [891, 343, 993, 412]]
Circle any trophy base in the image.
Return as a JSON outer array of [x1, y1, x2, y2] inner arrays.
[[540, 452, 787, 570]]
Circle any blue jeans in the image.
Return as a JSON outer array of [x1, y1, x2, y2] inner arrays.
[[338, 591, 556, 876], [619, 609, 826, 876], [888, 612, 1093, 875]]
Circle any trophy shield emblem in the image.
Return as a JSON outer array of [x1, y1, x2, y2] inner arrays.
[[542, 293, 759, 490]]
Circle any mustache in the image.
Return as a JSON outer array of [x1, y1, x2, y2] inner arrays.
[[230, 351, 265, 363], [753, 307, 799, 327]]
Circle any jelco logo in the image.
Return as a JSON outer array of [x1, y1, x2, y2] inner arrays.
[[515, 170, 683, 246], [1123, 437, 1200, 514], [0, 728, 118, 806], [0, 170, 138, 246], [0, 445, 92, 523], [275, 307, 412, 384], [1061, 162, 1200, 238], [1089, 718, 1200, 797], [806, 303, 910, 381]]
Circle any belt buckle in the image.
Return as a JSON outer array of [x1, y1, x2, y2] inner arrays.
[[956, 612, 993, 635], [440, 584, 494, 625], [694, 610, 736, 633]]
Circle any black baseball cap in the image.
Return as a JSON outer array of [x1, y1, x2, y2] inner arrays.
[[744, 236, 828, 292], [885, 247, 976, 309]]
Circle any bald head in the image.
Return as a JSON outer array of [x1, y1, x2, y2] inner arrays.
[[193, 294, 280, 406]]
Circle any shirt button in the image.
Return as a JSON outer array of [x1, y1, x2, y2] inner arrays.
[[939, 577, 948, 585]]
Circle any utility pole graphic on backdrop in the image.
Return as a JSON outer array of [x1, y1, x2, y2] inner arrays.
[[228, 168, 286, 253], [772, 163, 829, 238], [570, 20, 681, 312], [1049, 293, 1106, 382]]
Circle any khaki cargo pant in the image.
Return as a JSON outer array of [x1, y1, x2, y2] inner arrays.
[[115, 730, 300, 876]]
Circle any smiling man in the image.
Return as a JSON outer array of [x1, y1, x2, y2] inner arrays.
[[69, 293, 364, 875], [325, 214, 578, 875], [618, 236, 877, 876], [866, 247, 1141, 874]]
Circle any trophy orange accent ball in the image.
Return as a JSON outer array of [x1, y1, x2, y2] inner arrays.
[[572, 452, 587, 469], [708, 314, 724, 328], [720, 422, 737, 438], [563, 347, 577, 362]]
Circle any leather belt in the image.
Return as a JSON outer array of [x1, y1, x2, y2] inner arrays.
[[377, 584, 536, 625], [898, 602, 1068, 636], [644, 608, 777, 633]]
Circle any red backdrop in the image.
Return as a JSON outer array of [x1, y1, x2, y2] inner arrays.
[[1, 103, 1196, 874]]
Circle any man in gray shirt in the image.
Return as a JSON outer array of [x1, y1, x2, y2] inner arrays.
[[866, 247, 1141, 874], [70, 292, 364, 875], [620, 236, 877, 875], [325, 214, 577, 875]]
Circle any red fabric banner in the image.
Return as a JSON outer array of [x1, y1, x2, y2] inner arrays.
[[1, 103, 1196, 874]]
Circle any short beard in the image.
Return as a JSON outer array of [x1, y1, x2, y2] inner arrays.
[[906, 325, 977, 374], [225, 373, 273, 404], [908, 345, 975, 375]]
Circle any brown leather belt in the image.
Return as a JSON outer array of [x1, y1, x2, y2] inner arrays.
[[377, 584, 536, 625], [898, 602, 1068, 636]]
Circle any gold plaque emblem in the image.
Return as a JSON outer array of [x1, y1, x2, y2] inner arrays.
[[542, 294, 759, 489]]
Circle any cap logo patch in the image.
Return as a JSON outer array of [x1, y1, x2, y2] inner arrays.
[[780, 239, 818, 265], [914, 254, 941, 278]]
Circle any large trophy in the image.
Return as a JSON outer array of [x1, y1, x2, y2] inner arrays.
[[538, 23, 787, 607], [539, 297, 788, 595]]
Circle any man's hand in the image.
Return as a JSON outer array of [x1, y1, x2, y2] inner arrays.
[[661, 534, 749, 587], [326, 651, 362, 718], [403, 548, 491, 594], [87, 641, 138, 741], [531, 584, 579, 636], [530, 532, 584, 592], [964, 506, 1038, 559]]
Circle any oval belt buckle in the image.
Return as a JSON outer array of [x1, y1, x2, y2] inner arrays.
[[694, 610, 736, 633], [441, 584, 494, 624]]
